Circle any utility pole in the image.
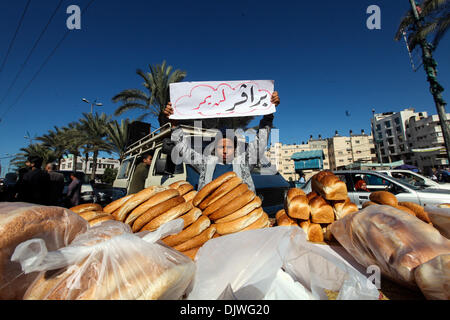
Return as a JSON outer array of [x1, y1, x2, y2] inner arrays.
[[408, 0, 450, 164]]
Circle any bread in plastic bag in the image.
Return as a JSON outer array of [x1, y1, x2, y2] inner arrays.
[[414, 254, 450, 300], [423, 205, 450, 239], [12, 219, 195, 300], [187, 226, 379, 300], [330, 205, 450, 290], [0, 202, 88, 299]]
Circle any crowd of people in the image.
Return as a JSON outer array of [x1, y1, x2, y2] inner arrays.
[[2, 156, 83, 207]]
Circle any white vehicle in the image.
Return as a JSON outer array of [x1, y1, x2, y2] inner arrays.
[[378, 169, 450, 190]]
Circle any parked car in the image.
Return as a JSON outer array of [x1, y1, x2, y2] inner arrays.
[[378, 169, 450, 190], [58, 171, 94, 204], [92, 183, 127, 206], [301, 170, 450, 208]]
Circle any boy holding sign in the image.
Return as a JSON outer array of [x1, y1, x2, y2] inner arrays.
[[162, 87, 280, 192]]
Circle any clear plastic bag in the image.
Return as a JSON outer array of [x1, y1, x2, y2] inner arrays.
[[414, 254, 450, 300], [330, 205, 450, 290], [0, 202, 89, 299], [423, 205, 450, 239], [187, 226, 379, 300], [12, 219, 196, 300]]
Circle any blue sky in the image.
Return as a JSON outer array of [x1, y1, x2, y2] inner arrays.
[[0, 0, 449, 175]]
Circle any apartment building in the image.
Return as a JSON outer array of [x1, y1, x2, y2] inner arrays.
[[328, 130, 377, 170], [267, 131, 375, 181], [405, 113, 450, 174], [59, 156, 120, 175], [267, 142, 310, 181], [370, 108, 423, 164]]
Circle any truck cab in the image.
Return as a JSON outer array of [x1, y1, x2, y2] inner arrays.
[[113, 123, 290, 216]]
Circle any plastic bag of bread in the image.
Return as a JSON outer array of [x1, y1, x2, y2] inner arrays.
[[330, 205, 450, 291], [11, 219, 195, 300], [187, 226, 379, 300], [422, 205, 450, 239], [0, 202, 88, 300], [414, 254, 450, 300]]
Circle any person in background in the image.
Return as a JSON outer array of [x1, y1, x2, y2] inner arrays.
[[66, 172, 82, 207], [128, 151, 153, 195], [45, 163, 65, 206], [20, 156, 50, 205], [354, 179, 370, 192], [299, 173, 306, 184]]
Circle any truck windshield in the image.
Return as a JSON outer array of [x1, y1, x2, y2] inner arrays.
[[117, 158, 134, 179]]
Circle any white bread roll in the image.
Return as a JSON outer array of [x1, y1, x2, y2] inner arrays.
[[199, 176, 242, 210], [173, 225, 216, 252], [132, 196, 185, 232], [369, 191, 398, 207], [162, 215, 211, 247], [312, 171, 347, 201], [214, 196, 262, 224], [299, 220, 324, 243], [192, 171, 237, 207], [203, 183, 250, 217], [242, 212, 270, 231], [333, 201, 358, 220], [115, 186, 167, 222], [183, 190, 197, 203], [208, 190, 255, 221], [309, 195, 335, 224], [214, 207, 263, 235], [141, 201, 193, 232], [275, 209, 297, 227], [286, 195, 310, 220], [169, 180, 190, 189], [103, 195, 133, 214], [70, 203, 103, 214], [79, 211, 109, 222], [362, 201, 378, 209], [89, 215, 114, 227], [178, 207, 202, 229], [398, 202, 432, 224], [177, 183, 194, 196], [124, 188, 178, 225]]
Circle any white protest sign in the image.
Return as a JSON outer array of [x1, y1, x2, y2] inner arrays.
[[169, 80, 275, 119]]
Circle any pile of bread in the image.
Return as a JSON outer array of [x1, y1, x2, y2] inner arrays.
[[277, 170, 358, 243], [68, 172, 269, 260], [362, 191, 433, 225], [69, 203, 114, 226]]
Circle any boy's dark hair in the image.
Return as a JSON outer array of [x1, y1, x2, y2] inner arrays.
[[140, 150, 154, 162]]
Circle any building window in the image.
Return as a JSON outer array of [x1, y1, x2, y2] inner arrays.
[[388, 138, 394, 145], [385, 121, 391, 128], [386, 129, 392, 136], [395, 117, 400, 125], [376, 124, 381, 131], [396, 126, 402, 133], [355, 140, 360, 144]]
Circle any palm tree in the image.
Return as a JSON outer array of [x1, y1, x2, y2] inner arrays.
[[78, 112, 113, 180], [395, 0, 450, 161], [11, 143, 57, 169], [36, 126, 67, 169], [112, 60, 187, 126], [105, 118, 130, 162], [60, 122, 86, 173], [395, 0, 449, 50]]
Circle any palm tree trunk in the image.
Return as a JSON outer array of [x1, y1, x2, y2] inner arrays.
[[85, 152, 89, 174], [91, 150, 99, 181], [72, 153, 78, 173]]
